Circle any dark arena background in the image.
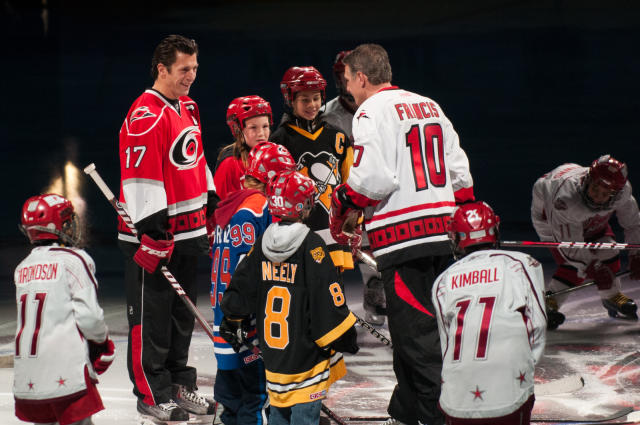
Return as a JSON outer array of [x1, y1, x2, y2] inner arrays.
[[1, 1, 640, 423]]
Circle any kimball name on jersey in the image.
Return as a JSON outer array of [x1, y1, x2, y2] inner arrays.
[[261, 261, 298, 284], [450, 267, 499, 290], [16, 262, 59, 283]]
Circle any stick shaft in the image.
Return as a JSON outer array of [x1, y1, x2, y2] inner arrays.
[[354, 313, 392, 348], [502, 240, 640, 250], [83, 163, 215, 343], [545, 270, 630, 298]]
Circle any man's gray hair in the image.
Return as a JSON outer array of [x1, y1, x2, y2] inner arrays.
[[343, 44, 392, 85]]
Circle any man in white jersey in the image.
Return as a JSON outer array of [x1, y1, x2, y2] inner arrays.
[[329, 44, 474, 425], [324, 49, 387, 326], [14, 194, 115, 425], [433, 201, 546, 425], [531, 154, 640, 330]]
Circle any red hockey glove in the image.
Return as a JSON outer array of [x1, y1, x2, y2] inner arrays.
[[88, 337, 116, 375], [329, 185, 363, 245], [585, 261, 615, 290], [629, 251, 640, 280], [134, 234, 174, 274]]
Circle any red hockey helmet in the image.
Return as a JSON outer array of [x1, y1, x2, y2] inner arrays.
[[266, 170, 316, 220], [582, 154, 628, 210], [448, 201, 500, 253], [226, 95, 273, 139], [246, 142, 296, 184], [20, 193, 79, 245], [280, 66, 327, 107]]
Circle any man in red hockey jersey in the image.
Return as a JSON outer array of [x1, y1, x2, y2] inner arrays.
[[118, 34, 217, 423]]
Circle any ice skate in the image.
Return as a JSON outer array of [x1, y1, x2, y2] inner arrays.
[[363, 276, 386, 326], [545, 296, 565, 330], [601, 292, 638, 320], [137, 399, 189, 425], [172, 384, 217, 422], [382, 418, 408, 425]]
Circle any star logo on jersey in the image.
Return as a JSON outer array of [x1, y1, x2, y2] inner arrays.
[[517, 371, 526, 384], [129, 106, 157, 123], [27, 381, 34, 390], [56, 376, 67, 386], [169, 125, 201, 170], [356, 111, 369, 120], [310, 247, 325, 263], [470, 385, 484, 400]]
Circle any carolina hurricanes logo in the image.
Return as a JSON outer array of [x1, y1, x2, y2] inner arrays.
[[298, 151, 340, 213], [129, 106, 157, 123], [169, 126, 201, 170], [357, 111, 369, 120]]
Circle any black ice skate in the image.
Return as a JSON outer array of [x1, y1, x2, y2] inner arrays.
[[172, 384, 216, 416], [137, 399, 188, 425], [602, 292, 639, 320], [545, 297, 565, 330]]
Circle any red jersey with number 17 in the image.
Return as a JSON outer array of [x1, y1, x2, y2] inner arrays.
[[118, 89, 214, 254]]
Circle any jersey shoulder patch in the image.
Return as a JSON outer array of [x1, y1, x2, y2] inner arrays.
[[125, 93, 167, 135], [237, 193, 268, 216], [310, 246, 326, 263]]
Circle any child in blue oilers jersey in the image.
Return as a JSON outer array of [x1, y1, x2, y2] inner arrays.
[[211, 141, 296, 425]]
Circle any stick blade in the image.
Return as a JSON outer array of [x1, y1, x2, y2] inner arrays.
[[534, 373, 584, 396]]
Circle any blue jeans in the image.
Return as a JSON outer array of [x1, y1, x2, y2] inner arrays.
[[268, 400, 322, 425], [214, 359, 268, 425]]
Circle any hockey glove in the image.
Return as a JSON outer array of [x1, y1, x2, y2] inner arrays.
[[88, 337, 116, 375], [629, 251, 640, 280], [329, 184, 363, 246], [219, 316, 250, 353], [134, 234, 174, 274], [349, 226, 363, 257], [585, 261, 615, 290], [331, 324, 359, 354]]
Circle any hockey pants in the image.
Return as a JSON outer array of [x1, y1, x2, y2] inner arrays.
[[382, 255, 451, 425], [123, 250, 198, 405]]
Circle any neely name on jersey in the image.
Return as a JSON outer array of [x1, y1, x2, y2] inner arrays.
[[450, 266, 502, 290], [394, 101, 440, 121], [261, 261, 298, 284], [16, 263, 59, 284]]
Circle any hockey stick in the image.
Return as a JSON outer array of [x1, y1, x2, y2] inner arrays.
[[545, 270, 631, 299], [83, 163, 215, 344], [354, 249, 378, 272], [354, 313, 392, 348], [501, 240, 640, 250], [534, 373, 584, 396]]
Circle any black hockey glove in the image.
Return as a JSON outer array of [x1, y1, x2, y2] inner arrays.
[[219, 316, 250, 352], [331, 324, 359, 354]]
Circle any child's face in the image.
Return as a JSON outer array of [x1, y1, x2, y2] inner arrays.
[[292, 90, 322, 121], [242, 115, 271, 148]]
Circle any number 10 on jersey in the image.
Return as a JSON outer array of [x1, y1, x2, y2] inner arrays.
[[406, 123, 446, 191]]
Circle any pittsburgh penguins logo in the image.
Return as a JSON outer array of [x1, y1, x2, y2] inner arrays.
[[169, 126, 201, 170], [298, 151, 340, 213], [129, 106, 157, 123]]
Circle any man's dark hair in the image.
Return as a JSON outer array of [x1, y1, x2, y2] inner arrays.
[[343, 44, 392, 85], [151, 35, 199, 81]]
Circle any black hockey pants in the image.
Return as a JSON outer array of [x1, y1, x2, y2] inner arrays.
[[122, 247, 199, 405], [382, 255, 451, 425]]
